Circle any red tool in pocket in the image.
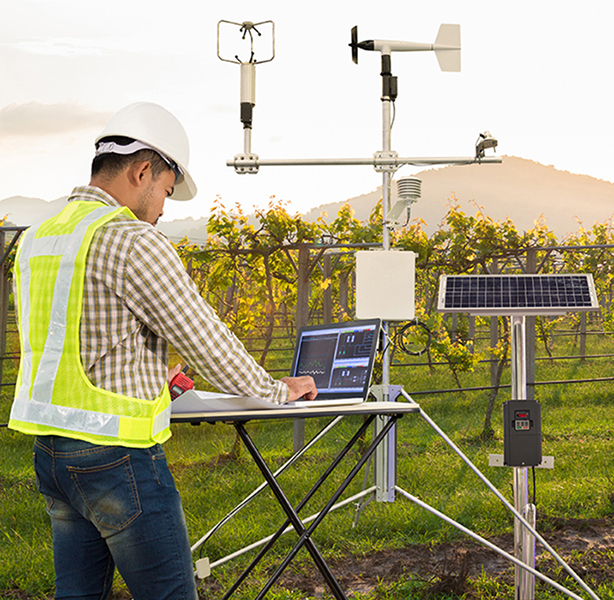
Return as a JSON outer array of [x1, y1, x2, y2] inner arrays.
[[169, 369, 194, 400]]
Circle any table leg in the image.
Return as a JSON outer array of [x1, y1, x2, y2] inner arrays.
[[222, 415, 377, 599], [256, 415, 400, 599], [233, 421, 347, 599]]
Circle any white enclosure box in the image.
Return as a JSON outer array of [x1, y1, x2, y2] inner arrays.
[[355, 250, 416, 321]]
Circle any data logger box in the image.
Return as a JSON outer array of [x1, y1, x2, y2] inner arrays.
[[503, 400, 542, 467], [355, 250, 415, 321]]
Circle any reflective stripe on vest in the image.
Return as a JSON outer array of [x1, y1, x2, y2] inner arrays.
[[9, 201, 172, 447]]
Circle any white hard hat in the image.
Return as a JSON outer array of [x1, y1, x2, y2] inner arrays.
[[95, 102, 197, 201]]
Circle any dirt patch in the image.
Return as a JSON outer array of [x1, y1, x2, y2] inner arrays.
[[231, 518, 614, 598], [5, 519, 613, 599]]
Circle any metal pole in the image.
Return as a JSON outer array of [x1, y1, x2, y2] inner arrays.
[[381, 101, 392, 252], [293, 244, 310, 452], [243, 127, 252, 155], [374, 53, 396, 502], [511, 315, 535, 600], [394, 486, 586, 600], [489, 259, 499, 389], [521, 503, 537, 599], [226, 155, 502, 168]]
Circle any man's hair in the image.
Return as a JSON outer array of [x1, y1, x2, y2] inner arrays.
[[91, 136, 171, 180]]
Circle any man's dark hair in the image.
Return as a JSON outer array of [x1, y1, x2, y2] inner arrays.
[[91, 136, 171, 180]]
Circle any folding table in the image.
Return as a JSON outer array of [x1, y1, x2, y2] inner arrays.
[[171, 401, 420, 600]]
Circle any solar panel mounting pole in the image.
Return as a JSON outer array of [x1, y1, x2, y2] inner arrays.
[[510, 316, 536, 600]]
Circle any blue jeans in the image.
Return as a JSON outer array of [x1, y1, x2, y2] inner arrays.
[[33, 436, 198, 600]]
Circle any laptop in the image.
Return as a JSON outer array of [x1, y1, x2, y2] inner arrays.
[[287, 319, 381, 408]]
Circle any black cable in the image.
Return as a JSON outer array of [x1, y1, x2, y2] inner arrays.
[[393, 320, 432, 356], [532, 466, 537, 506], [399, 205, 411, 228], [379, 328, 393, 357]]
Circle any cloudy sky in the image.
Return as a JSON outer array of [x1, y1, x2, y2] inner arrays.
[[1, 0, 613, 223]]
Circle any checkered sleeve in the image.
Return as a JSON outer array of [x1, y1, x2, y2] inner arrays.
[[122, 228, 289, 405]]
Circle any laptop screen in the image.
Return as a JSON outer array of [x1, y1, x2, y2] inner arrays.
[[290, 319, 381, 399]]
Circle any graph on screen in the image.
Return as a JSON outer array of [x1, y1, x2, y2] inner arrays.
[[291, 320, 380, 396], [295, 333, 338, 387]]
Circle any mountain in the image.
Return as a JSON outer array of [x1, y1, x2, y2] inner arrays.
[[4, 157, 614, 240], [157, 217, 209, 244], [302, 156, 614, 237], [0, 196, 68, 227], [0, 194, 212, 242]]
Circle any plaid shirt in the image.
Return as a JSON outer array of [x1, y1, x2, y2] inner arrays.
[[72, 186, 287, 404]]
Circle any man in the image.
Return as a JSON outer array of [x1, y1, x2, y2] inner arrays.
[[9, 102, 317, 600]]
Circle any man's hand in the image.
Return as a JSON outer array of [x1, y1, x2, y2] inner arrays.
[[168, 363, 182, 383], [280, 376, 318, 402]]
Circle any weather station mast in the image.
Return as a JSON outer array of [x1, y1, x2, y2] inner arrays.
[[208, 21, 603, 600], [219, 18, 500, 401], [218, 17, 501, 490], [218, 16, 499, 508]]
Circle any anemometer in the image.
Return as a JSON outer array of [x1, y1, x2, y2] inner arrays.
[[349, 23, 461, 71], [217, 20, 499, 180]]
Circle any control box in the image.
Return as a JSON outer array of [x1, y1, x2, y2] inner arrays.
[[503, 400, 542, 467], [355, 250, 416, 321]]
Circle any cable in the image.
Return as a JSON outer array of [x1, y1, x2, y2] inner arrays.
[[380, 327, 394, 356], [400, 205, 411, 228], [390, 100, 396, 130], [393, 320, 432, 356]]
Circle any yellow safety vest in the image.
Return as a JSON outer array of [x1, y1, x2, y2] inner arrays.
[[9, 201, 172, 448]]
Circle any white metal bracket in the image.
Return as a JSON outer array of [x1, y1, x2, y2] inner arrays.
[[373, 150, 399, 173], [232, 153, 260, 174], [195, 557, 211, 579], [488, 454, 554, 469]]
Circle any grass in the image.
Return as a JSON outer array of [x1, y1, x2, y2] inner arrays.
[[1, 323, 614, 598]]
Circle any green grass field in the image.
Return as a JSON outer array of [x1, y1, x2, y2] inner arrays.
[[1, 325, 614, 599]]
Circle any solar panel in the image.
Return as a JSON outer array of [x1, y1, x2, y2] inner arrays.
[[438, 274, 599, 316]]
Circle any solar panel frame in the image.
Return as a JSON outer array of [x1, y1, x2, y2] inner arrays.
[[437, 274, 599, 316]]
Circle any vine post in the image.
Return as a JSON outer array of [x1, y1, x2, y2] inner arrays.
[[293, 243, 310, 452], [526, 248, 537, 400]]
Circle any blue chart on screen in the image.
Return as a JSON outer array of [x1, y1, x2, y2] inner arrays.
[[290, 319, 380, 402]]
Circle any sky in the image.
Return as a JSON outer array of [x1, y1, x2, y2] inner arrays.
[[1, 0, 613, 224]]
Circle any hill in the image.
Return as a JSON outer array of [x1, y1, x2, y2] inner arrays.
[[302, 156, 614, 237], [0, 196, 68, 227], [3, 157, 613, 240]]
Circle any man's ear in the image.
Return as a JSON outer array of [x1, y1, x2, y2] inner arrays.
[[127, 160, 152, 188]]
